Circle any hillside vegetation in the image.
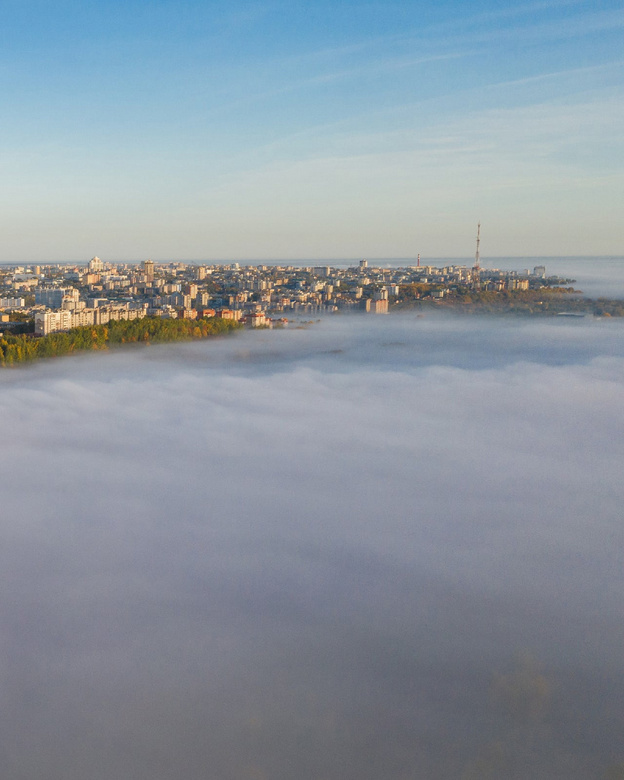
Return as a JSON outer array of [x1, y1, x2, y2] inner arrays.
[[0, 316, 242, 366]]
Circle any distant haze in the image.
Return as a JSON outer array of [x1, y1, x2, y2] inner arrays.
[[1, 313, 623, 778]]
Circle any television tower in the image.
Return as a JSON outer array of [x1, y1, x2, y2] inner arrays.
[[472, 222, 481, 291], [417, 253, 420, 268]]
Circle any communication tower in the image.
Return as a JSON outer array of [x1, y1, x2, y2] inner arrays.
[[472, 222, 481, 291]]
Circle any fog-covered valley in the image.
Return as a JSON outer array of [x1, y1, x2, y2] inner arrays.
[[1, 313, 623, 779]]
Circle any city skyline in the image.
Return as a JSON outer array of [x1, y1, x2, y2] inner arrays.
[[1, 0, 623, 261]]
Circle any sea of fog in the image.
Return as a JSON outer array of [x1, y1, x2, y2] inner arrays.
[[1, 313, 624, 779]]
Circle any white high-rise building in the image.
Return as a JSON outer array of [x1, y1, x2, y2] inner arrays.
[[35, 310, 73, 335]]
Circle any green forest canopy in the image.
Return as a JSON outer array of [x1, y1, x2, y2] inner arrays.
[[0, 316, 242, 366]]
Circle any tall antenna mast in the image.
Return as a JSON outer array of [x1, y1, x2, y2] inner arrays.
[[417, 253, 420, 268], [472, 222, 481, 291]]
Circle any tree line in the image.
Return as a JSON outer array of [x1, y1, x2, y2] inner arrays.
[[0, 316, 242, 366]]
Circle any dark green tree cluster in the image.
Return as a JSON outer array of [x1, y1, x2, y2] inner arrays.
[[592, 299, 624, 317], [0, 315, 241, 366], [105, 315, 240, 344], [394, 285, 624, 317]]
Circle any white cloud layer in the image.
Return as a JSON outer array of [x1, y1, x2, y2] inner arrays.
[[1, 314, 623, 778]]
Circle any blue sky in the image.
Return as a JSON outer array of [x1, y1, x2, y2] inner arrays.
[[0, 0, 622, 261]]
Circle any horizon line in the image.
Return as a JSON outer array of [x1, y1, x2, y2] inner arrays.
[[1, 254, 623, 266]]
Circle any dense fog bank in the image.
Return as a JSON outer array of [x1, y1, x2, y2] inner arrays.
[[1, 315, 623, 779]]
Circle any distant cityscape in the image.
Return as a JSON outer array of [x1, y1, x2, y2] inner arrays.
[[0, 257, 561, 337]]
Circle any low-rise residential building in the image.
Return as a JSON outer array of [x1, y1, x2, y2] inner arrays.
[[0, 297, 26, 309]]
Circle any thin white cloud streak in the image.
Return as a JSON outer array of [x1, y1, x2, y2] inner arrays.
[[480, 60, 624, 91], [499, 7, 624, 41], [276, 0, 587, 67], [197, 51, 469, 118], [395, 6, 624, 52]]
